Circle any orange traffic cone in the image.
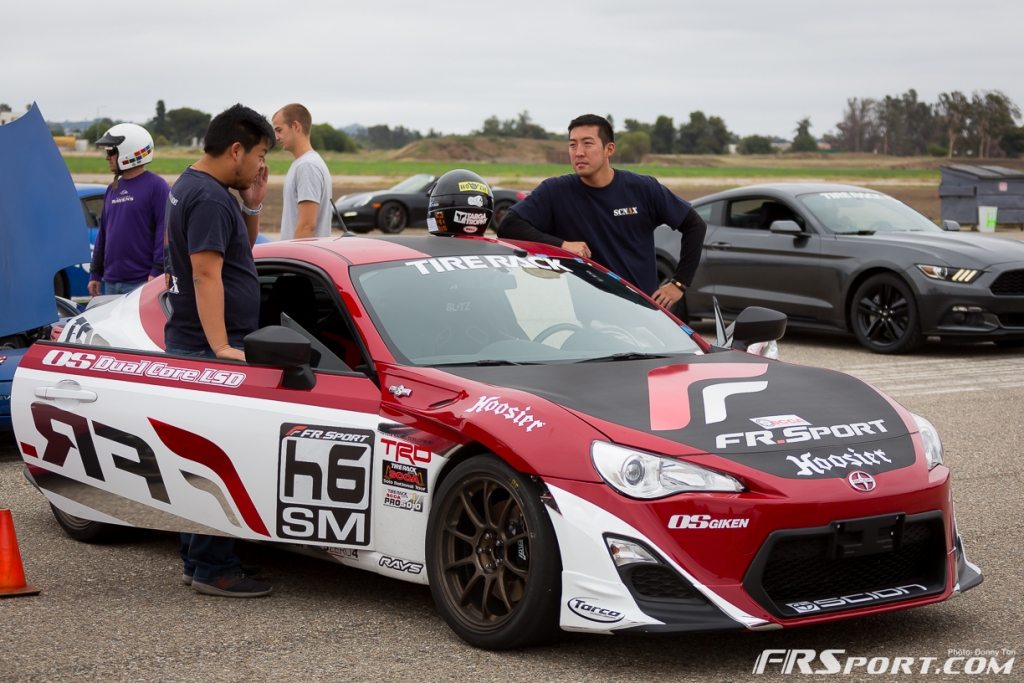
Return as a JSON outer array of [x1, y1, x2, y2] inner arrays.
[[0, 508, 40, 597]]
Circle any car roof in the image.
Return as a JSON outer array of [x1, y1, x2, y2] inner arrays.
[[253, 234, 542, 267], [692, 182, 880, 205], [75, 183, 107, 197]]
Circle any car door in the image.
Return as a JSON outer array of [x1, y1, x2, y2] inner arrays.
[[703, 196, 827, 322], [12, 307, 383, 551]]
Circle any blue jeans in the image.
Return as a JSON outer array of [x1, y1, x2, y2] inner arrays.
[[103, 279, 146, 295], [166, 343, 242, 581]]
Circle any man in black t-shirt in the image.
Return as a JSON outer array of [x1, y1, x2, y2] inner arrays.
[[497, 114, 706, 308], [164, 104, 274, 598]]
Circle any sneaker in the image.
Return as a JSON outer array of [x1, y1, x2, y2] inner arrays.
[[191, 574, 272, 598], [182, 564, 261, 587]]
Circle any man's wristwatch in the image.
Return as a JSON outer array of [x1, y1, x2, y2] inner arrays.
[[240, 203, 263, 216], [669, 279, 687, 291]]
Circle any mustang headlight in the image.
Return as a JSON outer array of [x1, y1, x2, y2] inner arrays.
[[591, 442, 743, 498], [916, 264, 981, 284], [912, 413, 944, 470]]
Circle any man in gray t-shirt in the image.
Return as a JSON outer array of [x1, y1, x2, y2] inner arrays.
[[272, 103, 334, 239]]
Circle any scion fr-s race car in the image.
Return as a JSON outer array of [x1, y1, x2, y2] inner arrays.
[[10, 234, 981, 649]]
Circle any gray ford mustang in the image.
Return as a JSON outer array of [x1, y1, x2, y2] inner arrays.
[[655, 183, 1024, 353]]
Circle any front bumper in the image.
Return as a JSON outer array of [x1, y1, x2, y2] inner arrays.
[[336, 205, 376, 229], [908, 264, 1024, 340]]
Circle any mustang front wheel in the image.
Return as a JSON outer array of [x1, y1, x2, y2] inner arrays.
[[851, 273, 923, 353], [426, 455, 560, 649]]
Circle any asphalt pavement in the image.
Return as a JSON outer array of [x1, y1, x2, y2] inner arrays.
[[1, 332, 1021, 682]]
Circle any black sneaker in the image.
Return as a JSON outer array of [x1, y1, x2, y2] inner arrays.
[[182, 563, 261, 587], [191, 574, 272, 598]]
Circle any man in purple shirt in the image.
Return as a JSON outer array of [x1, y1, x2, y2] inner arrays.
[[88, 123, 170, 296]]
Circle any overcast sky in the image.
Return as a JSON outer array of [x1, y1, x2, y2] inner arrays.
[[4, 0, 1022, 140]]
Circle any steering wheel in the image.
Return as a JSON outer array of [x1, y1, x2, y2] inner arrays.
[[533, 322, 582, 344], [595, 324, 641, 347]]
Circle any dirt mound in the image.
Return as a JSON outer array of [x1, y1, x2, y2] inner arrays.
[[392, 136, 566, 163]]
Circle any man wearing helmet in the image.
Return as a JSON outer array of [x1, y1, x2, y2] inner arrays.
[[88, 123, 170, 296], [425, 169, 494, 236], [497, 114, 706, 310]]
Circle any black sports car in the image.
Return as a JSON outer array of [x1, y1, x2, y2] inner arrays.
[[334, 173, 528, 234], [655, 183, 1024, 353]]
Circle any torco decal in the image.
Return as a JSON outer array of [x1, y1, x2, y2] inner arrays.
[[715, 419, 888, 450], [668, 514, 750, 529], [784, 584, 928, 615], [458, 181, 490, 195], [383, 488, 424, 512], [567, 598, 624, 623], [276, 423, 372, 545], [41, 349, 245, 387], [788, 448, 893, 477], [381, 437, 431, 464], [378, 556, 424, 574], [466, 395, 545, 432], [382, 461, 428, 493], [404, 254, 570, 276]]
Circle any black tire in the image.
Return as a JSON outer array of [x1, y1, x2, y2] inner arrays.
[[53, 271, 68, 299], [426, 455, 561, 650], [492, 200, 514, 229], [850, 273, 923, 354], [50, 504, 119, 543], [348, 223, 374, 234], [376, 201, 408, 234]]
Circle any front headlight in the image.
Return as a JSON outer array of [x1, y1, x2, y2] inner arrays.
[[912, 413, 944, 470], [916, 264, 981, 283], [591, 441, 744, 499]]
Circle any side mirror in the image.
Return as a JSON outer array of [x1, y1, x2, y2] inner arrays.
[[731, 306, 787, 352], [244, 325, 316, 390], [769, 220, 803, 235], [941, 220, 961, 232]]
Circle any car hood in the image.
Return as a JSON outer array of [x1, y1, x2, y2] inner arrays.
[[336, 192, 377, 208], [0, 104, 91, 336], [842, 231, 1024, 267], [444, 352, 918, 480]]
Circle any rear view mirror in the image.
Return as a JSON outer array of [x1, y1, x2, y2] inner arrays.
[[245, 325, 316, 390], [731, 306, 787, 352], [941, 220, 961, 232], [769, 220, 803, 235]]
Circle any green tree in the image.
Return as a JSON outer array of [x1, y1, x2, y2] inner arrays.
[[310, 123, 358, 152], [936, 91, 971, 158], [478, 115, 501, 136], [1000, 126, 1024, 158], [678, 111, 731, 154], [650, 115, 675, 153], [623, 118, 650, 134], [791, 117, 818, 152], [615, 130, 651, 163], [148, 100, 169, 140], [0, 103, 11, 113], [165, 107, 211, 146], [835, 97, 879, 152], [971, 90, 1020, 157], [737, 135, 774, 154], [81, 117, 115, 143]]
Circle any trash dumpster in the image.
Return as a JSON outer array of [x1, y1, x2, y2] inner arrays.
[[939, 165, 1024, 229]]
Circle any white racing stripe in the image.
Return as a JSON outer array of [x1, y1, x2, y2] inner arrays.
[[838, 356, 1024, 398]]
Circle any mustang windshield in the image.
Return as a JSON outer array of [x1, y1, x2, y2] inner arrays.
[[798, 191, 942, 234], [354, 253, 702, 365]]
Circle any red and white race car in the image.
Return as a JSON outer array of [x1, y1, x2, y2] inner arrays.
[[10, 234, 981, 649]]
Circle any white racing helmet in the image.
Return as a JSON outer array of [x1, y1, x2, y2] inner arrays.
[[95, 123, 155, 171]]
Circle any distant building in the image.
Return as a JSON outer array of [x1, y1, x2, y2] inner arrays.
[[0, 110, 19, 126]]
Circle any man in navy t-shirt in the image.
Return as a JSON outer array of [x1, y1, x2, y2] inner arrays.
[[497, 114, 706, 308], [164, 104, 275, 599]]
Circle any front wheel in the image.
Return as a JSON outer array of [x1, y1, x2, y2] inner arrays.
[[50, 505, 120, 542], [492, 200, 514, 229], [376, 201, 408, 233], [850, 274, 923, 353], [426, 456, 561, 649]]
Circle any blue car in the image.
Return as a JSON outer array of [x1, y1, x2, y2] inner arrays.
[[53, 183, 107, 299]]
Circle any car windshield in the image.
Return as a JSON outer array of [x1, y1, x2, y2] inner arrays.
[[389, 174, 436, 193], [797, 191, 942, 234], [353, 253, 703, 366]]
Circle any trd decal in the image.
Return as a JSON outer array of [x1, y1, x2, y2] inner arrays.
[[647, 363, 769, 431], [381, 437, 431, 464], [276, 423, 373, 546]]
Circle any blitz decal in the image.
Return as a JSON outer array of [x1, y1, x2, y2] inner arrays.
[[41, 349, 245, 387], [715, 419, 888, 450], [277, 423, 373, 545], [383, 461, 428, 492]]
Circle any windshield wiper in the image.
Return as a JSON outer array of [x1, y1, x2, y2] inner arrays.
[[577, 352, 669, 363], [848, 229, 876, 235], [443, 359, 532, 367]]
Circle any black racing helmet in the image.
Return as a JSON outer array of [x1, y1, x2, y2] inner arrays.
[[427, 169, 493, 236]]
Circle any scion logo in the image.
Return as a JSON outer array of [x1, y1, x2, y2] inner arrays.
[[847, 470, 876, 492], [784, 584, 928, 615], [715, 419, 888, 450], [567, 598, 624, 623], [277, 423, 373, 546], [668, 514, 750, 529], [379, 556, 423, 574]]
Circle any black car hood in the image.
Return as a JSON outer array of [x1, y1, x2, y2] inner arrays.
[[444, 353, 917, 480], [843, 231, 1024, 267]]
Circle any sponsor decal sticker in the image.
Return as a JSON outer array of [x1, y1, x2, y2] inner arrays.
[[453, 210, 489, 226], [752, 647, 1016, 675], [404, 254, 570, 276], [383, 461, 428, 492], [787, 448, 892, 477], [668, 514, 750, 529], [458, 180, 490, 195], [379, 556, 424, 574], [715, 419, 888, 450], [276, 423, 373, 545], [750, 414, 810, 429], [381, 437, 431, 464], [784, 584, 928, 615], [41, 349, 245, 387], [467, 195, 484, 207], [567, 597, 624, 623], [466, 395, 545, 432], [612, 206, 638, 217], [383, 488, 424, 512]]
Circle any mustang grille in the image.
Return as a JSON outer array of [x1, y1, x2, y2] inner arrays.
[[744, 513, 947, 618], [991, 269, 1024, 295]]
